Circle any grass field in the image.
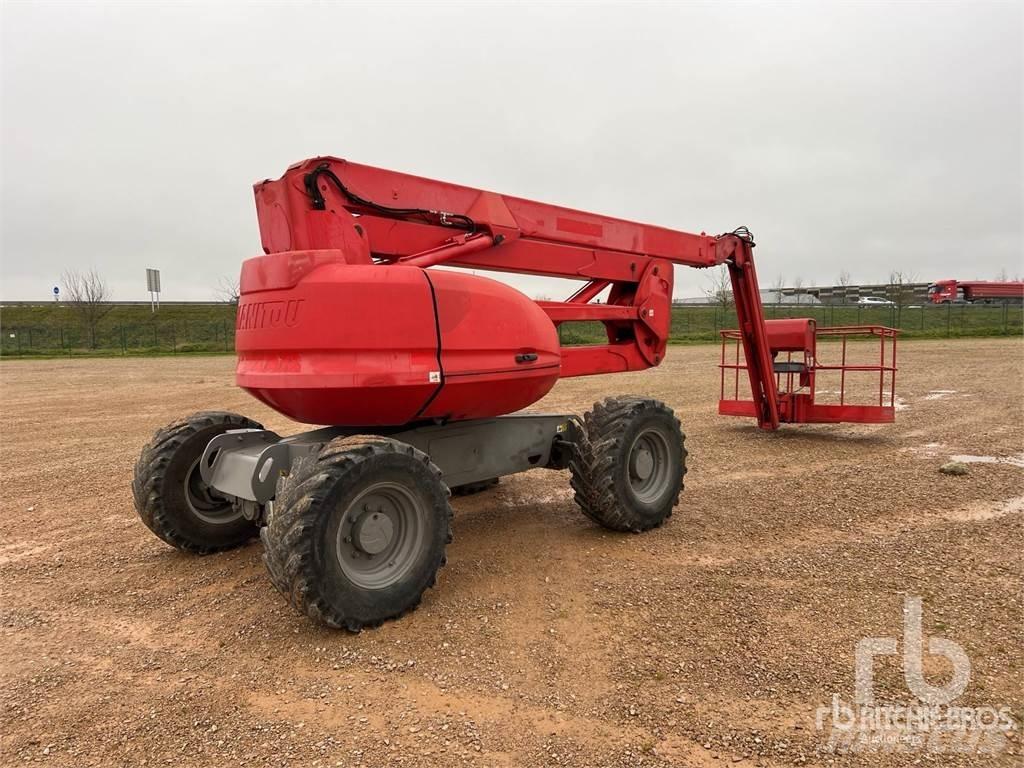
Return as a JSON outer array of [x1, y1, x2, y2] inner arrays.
[[0, 300, 1021, 357], [0, 303, 236, 356]]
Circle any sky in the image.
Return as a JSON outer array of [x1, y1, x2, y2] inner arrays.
[[1, 1, 1021, 302]]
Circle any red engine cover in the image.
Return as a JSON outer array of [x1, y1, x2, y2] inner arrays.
[[236, 251, 561, 426]]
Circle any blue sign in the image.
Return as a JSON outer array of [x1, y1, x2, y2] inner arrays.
[[53, 286, 59, 295]]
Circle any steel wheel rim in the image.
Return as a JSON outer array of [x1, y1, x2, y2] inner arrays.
[[627, 427, 672, 504], [184, 458, 242, 525], [336, 481, 427, 590]]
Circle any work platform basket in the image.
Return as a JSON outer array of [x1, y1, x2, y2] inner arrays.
[[719, 320, 899, 425]]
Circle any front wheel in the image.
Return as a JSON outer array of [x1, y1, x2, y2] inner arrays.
[[132, 411, 263, 553], [570, 397, 686, 532], [261, 436, 452, 631]]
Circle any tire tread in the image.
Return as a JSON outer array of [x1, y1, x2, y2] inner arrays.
[[569, 397, 687, 532], [132, 411, 263, 553], [261, 436, 451, 631]]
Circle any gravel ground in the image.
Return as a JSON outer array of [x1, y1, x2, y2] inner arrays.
[[1, 338, 1021, 767]]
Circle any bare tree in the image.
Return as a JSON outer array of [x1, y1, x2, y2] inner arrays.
[[886, 270, 918, 307], [703, 266, 733, 312], [887, 270, 918, 325], [837, 269, 852, 304], [217, 275, 241, 304], [62, 268, 113, 348], [771, 274, 786, 305], [996, 267, 1008, 282], [792, 275, 804, 305]]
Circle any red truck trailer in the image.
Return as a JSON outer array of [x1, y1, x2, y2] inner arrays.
[[927, 279, 1024, 304]]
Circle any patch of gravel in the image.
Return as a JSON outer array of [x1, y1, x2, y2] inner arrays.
[[1, 337, 1021, 766]]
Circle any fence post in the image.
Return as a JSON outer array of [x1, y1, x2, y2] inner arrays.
[[1003, 302, 1008, 333], [172, 325, 177, 353], [223, 319, 229, 351], [153, 324, 158, 349], [121, 325, 127, 355], [946, 302, 951, 337], [59, 326, 64, 353], [16, 328, 22, 355]]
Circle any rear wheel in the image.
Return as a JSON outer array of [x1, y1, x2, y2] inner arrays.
[[133, 411, 263, 553], [261, 436, 452, 631], [570, 397, 686, 532]]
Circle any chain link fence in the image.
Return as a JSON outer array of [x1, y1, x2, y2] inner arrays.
[[561, 302, 1024, 344], [1, 303, 1021, 357], [692, 302, 1022, 339], [1, 318, 237, 357]]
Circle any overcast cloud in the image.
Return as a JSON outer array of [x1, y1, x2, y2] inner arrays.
[[1, 1, 1021, 301]]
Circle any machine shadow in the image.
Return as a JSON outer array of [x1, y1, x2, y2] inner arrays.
[[720, 423, 896, 446]]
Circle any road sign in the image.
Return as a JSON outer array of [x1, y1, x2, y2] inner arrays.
[[53, 286, 59, 302], [146, 268, 161, 312]]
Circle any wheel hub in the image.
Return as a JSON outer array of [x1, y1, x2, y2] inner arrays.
[[335, 481, 428, 590], [352, 509, 394, 555], [627, 428, 672, 504], [631, 446, 655, 481], [185, 458, 242, 525]]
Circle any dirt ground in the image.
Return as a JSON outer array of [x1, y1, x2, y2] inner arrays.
[[1, 338, 1021, 767]]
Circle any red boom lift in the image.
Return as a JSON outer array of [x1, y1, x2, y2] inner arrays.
[[133, 157, 897, 630]]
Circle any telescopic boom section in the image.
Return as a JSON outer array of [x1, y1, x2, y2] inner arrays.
[[250, 157, 783, 426]]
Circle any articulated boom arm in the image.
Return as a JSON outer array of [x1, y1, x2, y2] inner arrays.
[[253, 157, 782, 427]]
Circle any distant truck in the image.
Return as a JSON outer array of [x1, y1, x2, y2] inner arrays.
[[927, 279, 1024, 304]]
